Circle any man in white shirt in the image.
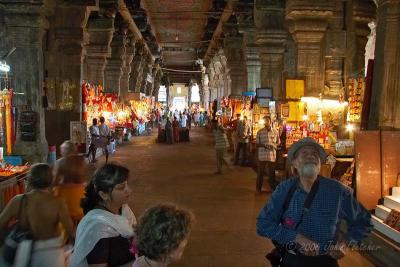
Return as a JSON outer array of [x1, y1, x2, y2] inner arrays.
[[88, 118, 100, 163], [256, 116, 280, 192], [98, 116, 111, 163]]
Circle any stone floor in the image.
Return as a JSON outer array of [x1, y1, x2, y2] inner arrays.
[[94, 127, 375, 267]]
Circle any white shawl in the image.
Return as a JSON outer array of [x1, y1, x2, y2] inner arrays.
[[69, 205, 136, 267]]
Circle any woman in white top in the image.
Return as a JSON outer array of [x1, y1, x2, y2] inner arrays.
[[69, 164, 136, 267], [132, 204, 193, 267]]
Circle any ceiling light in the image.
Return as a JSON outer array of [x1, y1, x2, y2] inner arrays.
[[175, 34, 179, 41]]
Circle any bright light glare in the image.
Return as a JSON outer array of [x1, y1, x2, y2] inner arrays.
[[346, 124, 355, 132], [302, 115, 309, 121]]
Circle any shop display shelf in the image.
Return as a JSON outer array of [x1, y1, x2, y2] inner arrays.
[[384, 195, 400, 211], [372, 215, 400, 243], [375, 205, 391, 221]]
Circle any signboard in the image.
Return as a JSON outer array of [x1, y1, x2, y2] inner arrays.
[[285, 79, 304, 99], [256, 88, 273, 98], [258, 98, 270, 108], [70, 121, 87, 144], [0, 62, 10, 72]]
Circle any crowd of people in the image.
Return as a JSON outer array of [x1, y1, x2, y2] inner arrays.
[[0, 109, 375, 267], [0, 140, 194, 267]]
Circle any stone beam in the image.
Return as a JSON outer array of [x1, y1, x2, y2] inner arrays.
[[369, 0, 400, 129], [286, 0, 335, 96]]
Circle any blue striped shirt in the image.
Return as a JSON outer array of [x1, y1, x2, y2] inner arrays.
[[256, 177, 372, 253]]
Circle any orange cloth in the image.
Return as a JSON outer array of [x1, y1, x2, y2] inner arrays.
[[54, 183, 85, 224]]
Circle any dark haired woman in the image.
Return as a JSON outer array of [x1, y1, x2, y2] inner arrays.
[[69, 163, 136, 267], [133, 204, 193, 267], [0, 163, 74, 267]]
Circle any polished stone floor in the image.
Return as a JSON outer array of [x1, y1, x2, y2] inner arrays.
[[95, 127, 375, 267]]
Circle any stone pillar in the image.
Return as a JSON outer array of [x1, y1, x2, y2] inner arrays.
[[120, 34, 135, 101], [202, 74, 210, 110], [104, 30, 126, 94], [0, 1, 49, 162], [84, 17, 114, 85], [352, 0, 377, 75], [130, 41, 145, 92], [140, 54, 153, 94], [324, 1, 346, 97], [286, 0, 335, 96], [369, 0, 400, 129], [238, 1, 261, 92], [223, 16, 247, 97], [153, 69, 163, 100], [44, 3, 95, 152], [254, 0, 287, 100]]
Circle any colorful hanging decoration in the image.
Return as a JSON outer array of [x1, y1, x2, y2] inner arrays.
[[347, 77, 364, 122]]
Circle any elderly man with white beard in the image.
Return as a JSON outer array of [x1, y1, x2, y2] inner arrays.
[[256, 137, 372, 267]]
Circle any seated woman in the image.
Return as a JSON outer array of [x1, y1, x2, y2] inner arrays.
[[53, 140, 88, 224], [133, 204, 193, 267], [0, 163, 74, 267], [69, 163, 136, 267]]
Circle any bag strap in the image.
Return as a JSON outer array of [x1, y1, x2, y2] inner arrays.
[[293, 176, 320, 230], [280, 176, 321, 230]]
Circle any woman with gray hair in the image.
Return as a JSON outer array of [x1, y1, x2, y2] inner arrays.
[[133, 204, 194, 267]]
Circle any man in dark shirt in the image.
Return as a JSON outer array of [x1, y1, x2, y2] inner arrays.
[[257, 137, 372, 267]]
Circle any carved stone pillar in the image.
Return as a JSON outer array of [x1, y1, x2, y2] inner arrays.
[[120, 35, 135, 101], [0, 1, 49, 162], [255, 0, 287, 100], [324, 1, 346, 97], [223, 16, 247, 97], [352, 0, 377, 75], [104, 31, 126, 94], [44, 4, 95, 153], [130, 41, 145, 92], [84, 17, 114, 85], [202, 74, 210, 110], [286, 0, 335, 96], [238, 1, 261, 92], [153, 69, 163, 99], [369, 0, 400, 129], [140, 54, 153, 95]]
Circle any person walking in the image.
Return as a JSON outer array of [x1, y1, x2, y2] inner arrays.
[[257, 137, 372, 267], [193, 111, 200, 127], [255, 116, 280, 192], [234, 116, 251, 166], [133, 204, 193, 267], [87, 118, 100, 163], [229, 114, 241, 162], [98, 116, 111, 163], [213, 118, 230, 174], [0, 163, 74, 267], [69, 164, 136, 267]]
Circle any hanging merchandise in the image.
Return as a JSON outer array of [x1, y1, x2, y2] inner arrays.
[[82, 82, 119, 129], [347, 77, 365, 122]]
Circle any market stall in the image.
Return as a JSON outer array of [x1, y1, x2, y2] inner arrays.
[[82, 82, 118, 154]]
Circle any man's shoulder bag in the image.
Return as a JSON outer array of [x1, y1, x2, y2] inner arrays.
[[265, 177, 320, 267]]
